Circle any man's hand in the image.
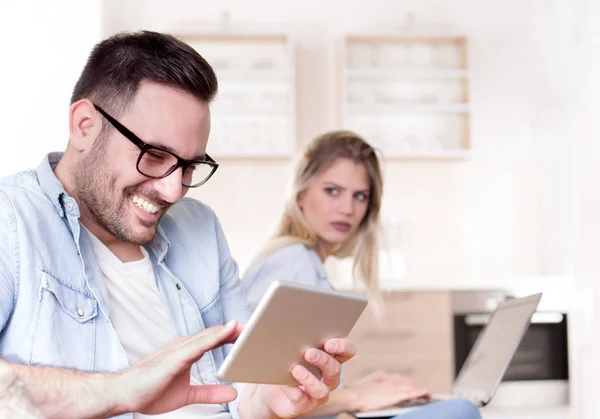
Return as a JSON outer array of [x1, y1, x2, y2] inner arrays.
[[7, 320, 243, 418], [240, 337, 357, 419], [118, 320, 243, 415]]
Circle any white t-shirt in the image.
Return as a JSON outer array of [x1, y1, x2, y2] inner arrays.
[[85, 228, 230, 419]]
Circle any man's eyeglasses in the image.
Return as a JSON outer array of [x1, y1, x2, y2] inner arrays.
[[94, 104, 218, 188]]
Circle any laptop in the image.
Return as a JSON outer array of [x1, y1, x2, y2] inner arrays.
[[354, 293, 543, 417]]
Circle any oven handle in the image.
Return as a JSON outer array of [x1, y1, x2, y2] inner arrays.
[[465, 312, 564, 326]]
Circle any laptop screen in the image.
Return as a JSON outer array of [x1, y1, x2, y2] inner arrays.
[[453, 293, 542, 405]]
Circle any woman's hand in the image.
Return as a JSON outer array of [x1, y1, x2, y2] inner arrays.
[[347, 370, 430, 412]]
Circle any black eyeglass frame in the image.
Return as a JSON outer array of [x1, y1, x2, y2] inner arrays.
[[93, 104, 218, 188]]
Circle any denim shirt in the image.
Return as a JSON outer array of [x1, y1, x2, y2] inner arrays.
[[0, 153, 250, 418], [242, 244, 331, 313]]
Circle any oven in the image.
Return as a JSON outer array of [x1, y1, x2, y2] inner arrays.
[[452, 290, 569, 407]]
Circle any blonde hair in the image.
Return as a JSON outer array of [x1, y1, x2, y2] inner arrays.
[[254, 130, 384, 303]]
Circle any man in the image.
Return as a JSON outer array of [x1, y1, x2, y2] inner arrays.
[[0, 30, 355, 418]]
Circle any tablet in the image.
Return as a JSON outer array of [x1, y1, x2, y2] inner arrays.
[[217, 281, 368, 385]]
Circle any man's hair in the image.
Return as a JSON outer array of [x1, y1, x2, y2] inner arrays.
[[70, 30, 218, 116]]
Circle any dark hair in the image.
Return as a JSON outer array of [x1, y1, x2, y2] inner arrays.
[[70, 30, 218, 116]]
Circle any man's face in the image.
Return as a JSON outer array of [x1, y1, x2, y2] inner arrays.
[[72, 82, 211, 245]]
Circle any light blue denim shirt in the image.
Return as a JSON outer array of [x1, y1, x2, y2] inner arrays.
[[242, 244, 331, 313], [0, 153, 250, 418]]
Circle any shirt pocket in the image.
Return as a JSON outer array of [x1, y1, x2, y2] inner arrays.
[[29, 269, 98, 371]]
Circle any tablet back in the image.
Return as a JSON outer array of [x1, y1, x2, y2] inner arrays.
[[217, 281, 368, 385]]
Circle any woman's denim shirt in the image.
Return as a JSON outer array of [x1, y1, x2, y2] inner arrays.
[[0, 153, 249, 418], [242, 244, 331, 313]]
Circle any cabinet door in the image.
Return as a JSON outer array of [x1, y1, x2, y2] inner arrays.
[[345, 291, 454, 393]]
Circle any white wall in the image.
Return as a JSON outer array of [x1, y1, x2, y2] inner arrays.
[[0, 0, 103, 176], [104, 0, 571, 283], [0, 0, 580, 292], [565, 0, 600, 416], [0, 1, 576, 282]]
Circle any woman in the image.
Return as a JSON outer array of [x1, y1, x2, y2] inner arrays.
[[242, 130, 481, 419]]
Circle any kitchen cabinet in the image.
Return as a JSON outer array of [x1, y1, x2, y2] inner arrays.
[[345, 291, 455, 392], [339, 35, 470, 158]]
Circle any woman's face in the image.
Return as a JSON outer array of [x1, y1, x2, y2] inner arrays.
[[298, 157, 371, 255]]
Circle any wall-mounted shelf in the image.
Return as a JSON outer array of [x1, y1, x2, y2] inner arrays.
[[346, 103, 470, 114], [380, 150, 471, 159], [345, 68, 469, 80], [178, 33, 297, 159], [339, 34, 470, 158], [214, 68, 292, 81], [207, 152, 296, 160]]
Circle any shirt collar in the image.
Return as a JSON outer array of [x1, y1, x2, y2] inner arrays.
[[149, 224, 171, 262], [35, 152, 71, 218]]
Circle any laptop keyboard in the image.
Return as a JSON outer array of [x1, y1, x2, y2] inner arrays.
[[394, 397, 436, 408]]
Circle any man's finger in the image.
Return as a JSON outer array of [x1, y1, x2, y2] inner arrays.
[[192, 320, 241, 346], [186, 384, 238, 405], [323, 338, 356, 364], [278, 381, 311, 410], [303, 349, 341, 389], [178, 321, 242, 364], [292, 363, 330, 400]]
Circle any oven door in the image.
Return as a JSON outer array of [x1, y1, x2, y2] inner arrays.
[[454, 311, 569, 407]]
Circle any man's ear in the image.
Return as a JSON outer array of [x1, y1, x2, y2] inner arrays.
[[69, 99, 103, 152]]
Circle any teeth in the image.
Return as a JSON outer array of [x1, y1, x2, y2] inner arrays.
[[132, 196, 158, 214]]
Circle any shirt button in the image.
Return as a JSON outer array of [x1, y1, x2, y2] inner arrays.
[[158, 243, 163, 251], [176, 283, 181, 290], [67, 203, 73, 211], [76, 308, 85, 317]]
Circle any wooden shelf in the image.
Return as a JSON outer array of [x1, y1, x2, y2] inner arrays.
[[345, 68, 469, 80], [346, 103, 470, 114], [174, 33, 289, 43], [210, 152, 295, 160], [208, 109, 293, 117], [381, 150, 471, 160], [345, 34, 467, 44], [213, 68, 291, 81]]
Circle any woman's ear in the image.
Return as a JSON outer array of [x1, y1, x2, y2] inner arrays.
[[297, 190, 306, 210], [69, 99, 103, 153]]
